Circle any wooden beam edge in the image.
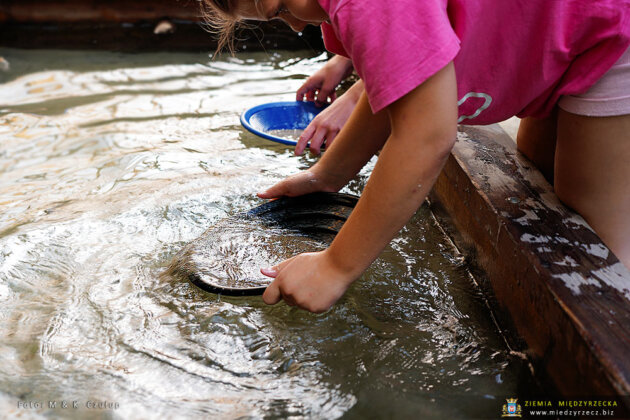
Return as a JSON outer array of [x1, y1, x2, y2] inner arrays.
[[430, 124, 630, 398]]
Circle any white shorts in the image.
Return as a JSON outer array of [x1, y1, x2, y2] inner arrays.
[[558, 46, 630, 117]]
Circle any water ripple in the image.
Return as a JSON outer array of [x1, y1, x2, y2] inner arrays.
[[0, 47, 533, 419]]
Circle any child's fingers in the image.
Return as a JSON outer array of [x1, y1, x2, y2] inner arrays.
[[309, 128, 327, 155], [296, 78, 319, 99], [261, 257, 295, 279], [260, 266, 279, 278], [257, 175, 311, 198], [262, 279, 282, 305], [316, 82, 336, 105], [296, 86, 307, 101], [261, 257, 296, 306], [257, 180, 291, 198], [295, 124, 316, 156], [296, 86, 312, 101], [256, 185, 284, 199]]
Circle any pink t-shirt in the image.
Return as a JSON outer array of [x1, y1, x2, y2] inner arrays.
[[318, 0, 630, 124]]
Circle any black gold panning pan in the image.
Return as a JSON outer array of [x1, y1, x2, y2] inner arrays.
[[166, 192, 358, 296]]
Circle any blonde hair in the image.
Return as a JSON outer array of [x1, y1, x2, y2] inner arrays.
[[200, 0, 242, 53]]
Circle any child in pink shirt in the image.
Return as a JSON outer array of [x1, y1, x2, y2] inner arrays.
[[202, 0, 630, 313]]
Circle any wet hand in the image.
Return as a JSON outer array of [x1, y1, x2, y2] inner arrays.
[[256, 169, 340, 200], [296, 77, 337, 108], [294, 56, 355, 156], [294, 93, 357, 156], [261, 251, 355, 313], [296, 56, 351, 107]]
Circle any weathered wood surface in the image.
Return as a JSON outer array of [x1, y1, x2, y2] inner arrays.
[[0, 0, 325, 51], [431, 125, 630, 399]]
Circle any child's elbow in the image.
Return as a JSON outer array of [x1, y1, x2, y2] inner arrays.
[[442, 126, 458, 151], [426, 124, 458, 160]]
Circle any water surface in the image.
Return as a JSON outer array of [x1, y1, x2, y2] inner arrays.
[[266, 128, 304, 142], [0, 48, 533, 419]]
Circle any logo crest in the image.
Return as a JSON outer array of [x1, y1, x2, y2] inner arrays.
[[502, 398, 522, 417]]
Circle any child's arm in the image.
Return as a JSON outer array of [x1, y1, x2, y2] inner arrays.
[[261, 62, 458, 313]]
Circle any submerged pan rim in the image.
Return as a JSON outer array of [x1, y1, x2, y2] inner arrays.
[[185, 192, 358, 296], [189, 273, 269, 296]]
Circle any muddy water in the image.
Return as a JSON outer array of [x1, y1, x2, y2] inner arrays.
[[0, 48, 534, 419]]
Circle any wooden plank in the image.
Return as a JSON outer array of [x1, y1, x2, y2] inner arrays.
[[430, 125, 630, 400]]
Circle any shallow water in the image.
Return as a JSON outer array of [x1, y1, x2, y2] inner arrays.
[[0, 48, 534, 419], [266, 128, 304, 142]]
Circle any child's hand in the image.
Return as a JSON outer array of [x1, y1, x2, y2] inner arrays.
[[295, 80, 364, 156], [261, 251, 355, 313], [256, 169, 341, 199], [296, 55, 353, 106]]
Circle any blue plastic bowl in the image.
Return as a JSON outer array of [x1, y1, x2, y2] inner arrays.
[[240, 101, 327, 146]]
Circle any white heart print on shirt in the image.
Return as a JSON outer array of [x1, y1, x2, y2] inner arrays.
[[457, 92, 492, 123]]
